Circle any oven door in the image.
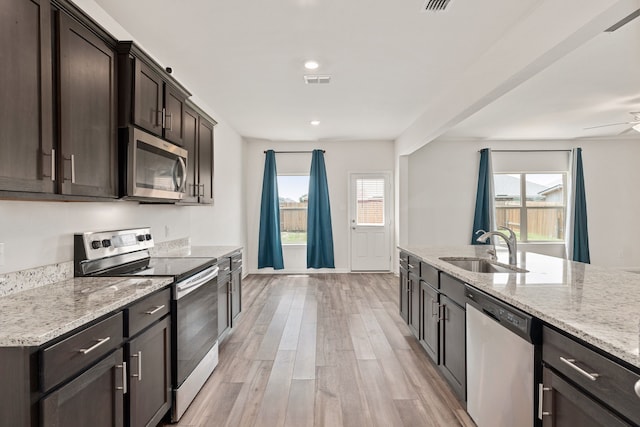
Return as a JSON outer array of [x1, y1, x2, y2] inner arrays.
[[174, 266, 218, 387], [125, 127, 188, 201]]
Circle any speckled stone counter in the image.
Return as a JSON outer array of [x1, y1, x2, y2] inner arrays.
[[0, 276, 173, 347], [400, 245, 640, 370]]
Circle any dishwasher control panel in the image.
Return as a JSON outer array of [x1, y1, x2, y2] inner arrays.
[[466, 286, 535, 342]]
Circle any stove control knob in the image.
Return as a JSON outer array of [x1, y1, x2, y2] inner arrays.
[[91, 240, 101, 250], [137, 235, 145, 242], [145, 234, 152, 241], [101, 239, 111, 248]]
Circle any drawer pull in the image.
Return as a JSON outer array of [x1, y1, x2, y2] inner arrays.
[[635, 379, 640, 398], [79, 337, 110, 355], [223, 267, 230, 271], [116, 362, 127, 394], [132, 351, 142, 381], [408, 264, 415, 269], [560, 357, 599, 381], [145, 305, 165, 315]]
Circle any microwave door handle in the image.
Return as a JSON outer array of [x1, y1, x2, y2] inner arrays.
[[174, 157, 187, 192]]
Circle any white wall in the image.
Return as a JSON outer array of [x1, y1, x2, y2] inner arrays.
[[405, 137, 640, 269], [245, 139, 394, 274], [0, 1, 247, 275]]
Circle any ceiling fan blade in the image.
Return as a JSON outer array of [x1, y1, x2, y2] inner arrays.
[[583, 121, 632, 130]]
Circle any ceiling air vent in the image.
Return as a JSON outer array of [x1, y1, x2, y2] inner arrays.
[[304, 75, 331, 84], [422, 0, 452, 12]]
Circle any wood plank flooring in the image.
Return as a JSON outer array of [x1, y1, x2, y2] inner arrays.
[[166, 273, 474, 427]]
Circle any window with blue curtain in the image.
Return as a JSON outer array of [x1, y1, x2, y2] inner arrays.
[[307, 150, 334, 268], [471, 148, 494, 244], [258, 150, 284, 269]]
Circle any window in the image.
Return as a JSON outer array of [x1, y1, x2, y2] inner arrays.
[[278, 175, 309, 244], [494, 173, 566, 242], [355, 178, 385, 226]]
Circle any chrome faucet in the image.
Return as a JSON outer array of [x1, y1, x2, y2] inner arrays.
[[476, 226, 518, 266]]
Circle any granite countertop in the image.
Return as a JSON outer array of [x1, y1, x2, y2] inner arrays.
[[400, 245, 640, 370], [154, 245, 242, 260], [0, 276, 173, 347]]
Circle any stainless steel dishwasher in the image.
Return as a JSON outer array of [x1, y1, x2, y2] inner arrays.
[[465, 285, 540, 427]]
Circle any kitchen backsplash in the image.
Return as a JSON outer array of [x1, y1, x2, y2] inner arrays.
[[0, 237, 191, 297]]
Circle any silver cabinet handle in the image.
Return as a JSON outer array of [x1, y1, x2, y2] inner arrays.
[[43, 149, 56, 181], [408, 264, 415, 269], [559, 357, 599, 381], [70, 154, 75, 183], [79, 337, 110, 354], [438, 304, 445, 321], [165, 112, 173, 131], [431, 299, 438, 317], [116, 362, 127, 394], [161, 108, 166, 128], [131, 351, 142, 381], [145, 305, 165, 315], [634, 379, 640, 398], [538, 383, 551, 419]]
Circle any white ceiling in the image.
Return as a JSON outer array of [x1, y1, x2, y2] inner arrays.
[[92, 0, 640, 142]]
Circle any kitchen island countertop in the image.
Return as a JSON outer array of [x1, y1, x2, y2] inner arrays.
[[400, 245, 640, 370], [0, 276, 173, 347]]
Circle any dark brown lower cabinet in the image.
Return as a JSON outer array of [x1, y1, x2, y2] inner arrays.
[[127, 316, 171, 427], [439, 295, 466, 402], [41, 348, 125, 427], [230, 266, 242, 326], [540, 366, 629, 427], [399, 264, 409, 323], [218, 271, 231, 340], [420, 280, 439, 363]]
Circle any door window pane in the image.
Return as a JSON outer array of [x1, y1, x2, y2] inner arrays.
[[278, 175, 309, 244], [356, 178, 384, 225]]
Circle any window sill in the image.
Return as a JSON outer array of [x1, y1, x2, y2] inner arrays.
[[282, 243, 307, 247]]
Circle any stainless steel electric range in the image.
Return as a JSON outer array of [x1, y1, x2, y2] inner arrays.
[[74, 227, 219, 422]]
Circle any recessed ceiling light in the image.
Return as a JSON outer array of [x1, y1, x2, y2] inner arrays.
[[310, 120, 320, 126], [304, 60, 319, 70]]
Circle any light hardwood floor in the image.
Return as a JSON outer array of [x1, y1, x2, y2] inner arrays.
[[167, 273, 475, 427]]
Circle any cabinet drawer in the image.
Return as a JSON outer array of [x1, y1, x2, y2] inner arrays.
[[420, 262, 438, 288], [439, 273, 466, 307], [230, 252, 242, 271], [41, 312, 123, 392], [218, 257, 231, 274], [407, 256, 420, 276], [126, 288, 171, 338], [543, 326, 640, 425]]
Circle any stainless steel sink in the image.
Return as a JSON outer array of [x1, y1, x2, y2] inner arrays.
[[439, 257, 528, 273]]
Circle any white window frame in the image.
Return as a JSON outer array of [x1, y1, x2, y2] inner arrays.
[[494, 172, 567, 243]]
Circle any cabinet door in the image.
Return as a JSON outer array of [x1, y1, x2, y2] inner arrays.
[[231, 267, 242, 326], [133, 60, 163, 136], [41, 348, 124, 427], [540, 367, 629, 427], [218, 274, 230, 339], [163, 84, 185, 146], [420, 281, 439, 363], [128, 317, 171, 427], [197, 116, 215, 204], [439, 296, 466, 402], [408, 272, 420, 338], [0, 0, 55, 193], [58, 12, 117, 197], [181, 107, 199, 203], [399, 265, 409, 323]]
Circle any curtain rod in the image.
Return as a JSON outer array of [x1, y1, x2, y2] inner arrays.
[[263, 150, 325, 154], [480, 149, 573, 153]]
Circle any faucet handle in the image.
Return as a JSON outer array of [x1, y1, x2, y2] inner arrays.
[[475, 229, 487, 236], [498, 226, 517, 241]]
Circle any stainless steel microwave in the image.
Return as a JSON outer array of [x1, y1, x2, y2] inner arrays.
[[120, 127, 188, 201]]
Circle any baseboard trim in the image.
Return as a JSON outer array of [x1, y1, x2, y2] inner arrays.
[[248, 268, 351, 275]]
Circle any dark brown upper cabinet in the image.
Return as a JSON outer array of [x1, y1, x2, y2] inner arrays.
[[0, 0, 118, 200], [0, 0, 55, 194], [57, 11, 117, 198], [117, 42, 191, 147], [180, 102, 216, 205]]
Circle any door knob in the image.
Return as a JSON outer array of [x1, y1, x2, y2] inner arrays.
[[351, 227, 356, 230]]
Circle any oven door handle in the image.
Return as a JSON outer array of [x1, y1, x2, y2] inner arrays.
[[176, 266, 219, 299]]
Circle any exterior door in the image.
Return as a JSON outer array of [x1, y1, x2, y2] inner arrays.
[[349, 173, 392, 271]]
